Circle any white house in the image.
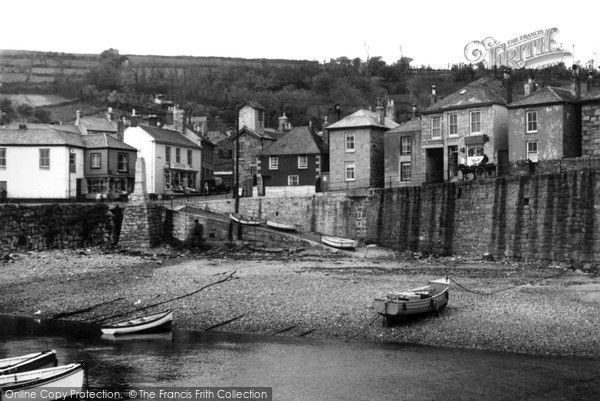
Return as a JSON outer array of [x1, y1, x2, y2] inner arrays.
[[123, 124, 202, 194], [0, 125, 86, 198]]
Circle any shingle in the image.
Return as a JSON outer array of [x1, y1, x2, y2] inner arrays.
[[386, 117, 422, 134]]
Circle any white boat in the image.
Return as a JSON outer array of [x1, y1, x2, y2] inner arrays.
[[373, 278, 450, 321], [0, 364, 84, 400], [266, 220, 296, 232], [0, 350, 57, 375], [321, 235, 358, 250], [230, 213, 262, 226], [100, 309, 173, 335]]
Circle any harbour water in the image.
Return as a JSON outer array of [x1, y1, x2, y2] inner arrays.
[[1, 315, 599, 401]]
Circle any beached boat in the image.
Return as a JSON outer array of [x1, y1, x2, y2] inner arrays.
[[321, 235, 358, 250], [100, 309, 173, 335], [0, 363, 84, 400], [373, 278, 449, 320], [266, 220, 296, 232], [230, 213, 262, 226], [0, 350, 57, 375]]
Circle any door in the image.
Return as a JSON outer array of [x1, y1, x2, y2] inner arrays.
[[426, 148, 444, 183], [448, 146, 458, 180]]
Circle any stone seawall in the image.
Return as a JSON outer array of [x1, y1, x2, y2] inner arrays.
[[0, 203, 113, 253]]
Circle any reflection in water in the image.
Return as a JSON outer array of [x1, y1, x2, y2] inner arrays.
[[1, 315, 599, 401]]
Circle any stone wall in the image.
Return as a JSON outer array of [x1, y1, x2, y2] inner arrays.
[[0, 203, 113, 253], [118, 202, 165, 248]]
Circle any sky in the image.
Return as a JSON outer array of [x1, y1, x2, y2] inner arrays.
[[1, 0, 599, 69]]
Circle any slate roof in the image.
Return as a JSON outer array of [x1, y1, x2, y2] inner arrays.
[[3, 122, 81, 134], [259, 126, 326, 156], [507, 86, 578, 108], [422, 78, 507, 114], [386, 117, 422, 134], [78, 116, 118, 132], [243, 101, 266, 111], [232, 127, 283, 142], [82, 133, 137, 151], [138, 125, 202, 149], [0, 126, 86, 147], [325, 109, 400, 130]]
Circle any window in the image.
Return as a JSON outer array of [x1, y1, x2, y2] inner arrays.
[[467, 146, 484, 166], [165, 146, 171, 164], [69, 153, 76, 173], [238, 142, 246, 158], [431, 117, 441, 139], [91, 153, 101, 169], [118, 153, 128, 172], [527, 141, 538, 162], [526, 111, 538, 133], [269, 156, 278, 170], [298, 155, 308, 169], [470, 111, 481, 134], [0, 148, 6, 168], [449, 113, 458, 136], [175, 148, 181, 163], [400, 137, 411, 155], [345, 161, 355, 181], [401, 162, 411, 181], [39, 149, 50, 169], [345, 133, 355, 152], [288, 175, 299, 186], [187, 149, 193, 166]]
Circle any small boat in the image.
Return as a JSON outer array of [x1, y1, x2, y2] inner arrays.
[[373, 278, 450, 320], [266, 220, 296, 232], [230, 213, 262, 226], [0, 363, 84, 400], [0, 350, 57, 375], [100, 309, 173, 335], [321, 235, 358, 250]]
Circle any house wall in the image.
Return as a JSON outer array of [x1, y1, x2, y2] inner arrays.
[[508, 104, 574, 162], [328, 127, 372, 190], [582, 101, 600, 156], [258, 154, 320, 187], [0, 146, 84, 198], [369, 129, 386, 188], [384, 131, 422, 187], [124, 127, 156, 193]]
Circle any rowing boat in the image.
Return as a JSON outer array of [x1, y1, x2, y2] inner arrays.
[[373, 278, 449, 321], [0, 364, 84, 400], [266, 220, 296, 232], [230, 213, 262, 226], [0, 351, 57, 375], [100, 309, 173, 335], [321, 235, 358, 250]]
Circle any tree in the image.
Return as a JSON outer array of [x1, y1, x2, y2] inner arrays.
[[17, 104, 34, 120], [87, 48, 128, 91]]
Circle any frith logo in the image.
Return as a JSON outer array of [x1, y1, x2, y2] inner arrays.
[[464, 28, 572, 69]]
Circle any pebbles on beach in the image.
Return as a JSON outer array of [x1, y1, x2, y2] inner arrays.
[[1, 247, 599, 359]]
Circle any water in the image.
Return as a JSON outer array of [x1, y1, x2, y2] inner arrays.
[[1, 315, 599, 401]]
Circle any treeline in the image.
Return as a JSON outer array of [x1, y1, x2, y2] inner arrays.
[[0, 48, 586, 129]]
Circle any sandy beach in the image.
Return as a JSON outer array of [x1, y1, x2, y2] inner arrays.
[[1, 245, 599, 359]]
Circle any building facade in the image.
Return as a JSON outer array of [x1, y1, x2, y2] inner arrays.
[[384, 117, 423, 187]]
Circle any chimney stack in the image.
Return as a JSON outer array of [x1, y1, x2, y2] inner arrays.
[[386, 100, 396, 122], [524, 76, 537, 97], [503, 68, 512, 104], [107, 107, 114, 122], [278, 112, 289, 132], [75, 110, 82, 129], [431, 85, 437, 105], [571, 65, 581, 99], [130, 109, 140, 128], [375, 98, 385, 125], [412, 104, 418, 119]]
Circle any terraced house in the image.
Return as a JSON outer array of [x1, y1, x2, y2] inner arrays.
[[419, 77, 509, 182]]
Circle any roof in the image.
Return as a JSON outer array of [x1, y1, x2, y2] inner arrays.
[[386, 117, 422, 134], [78, 116, 118, 132], [82, 133, 137, 151], [259, 126, 326, 156], [3, 122, 82, 134], [326, 109, 400, 130], [422, 78, 507, 114], [0, 126, 86, 147], [137, 125, 202, 149], [232, 127, 283, 142], [508, 86, 578, 108], [242, 101, 266, 111]]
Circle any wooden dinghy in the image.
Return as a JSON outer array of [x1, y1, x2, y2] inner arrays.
[[230, 213, 262, 226], [0, 363, 84, 400], [100, 309, 173, 335], [266, 220, 297, 232], [0, 350, 57, 375], [373, 278, 449, 320], [321, 235, 359, 250]]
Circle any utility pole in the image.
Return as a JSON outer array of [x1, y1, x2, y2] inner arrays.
[[234, 104, 240, 214]]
